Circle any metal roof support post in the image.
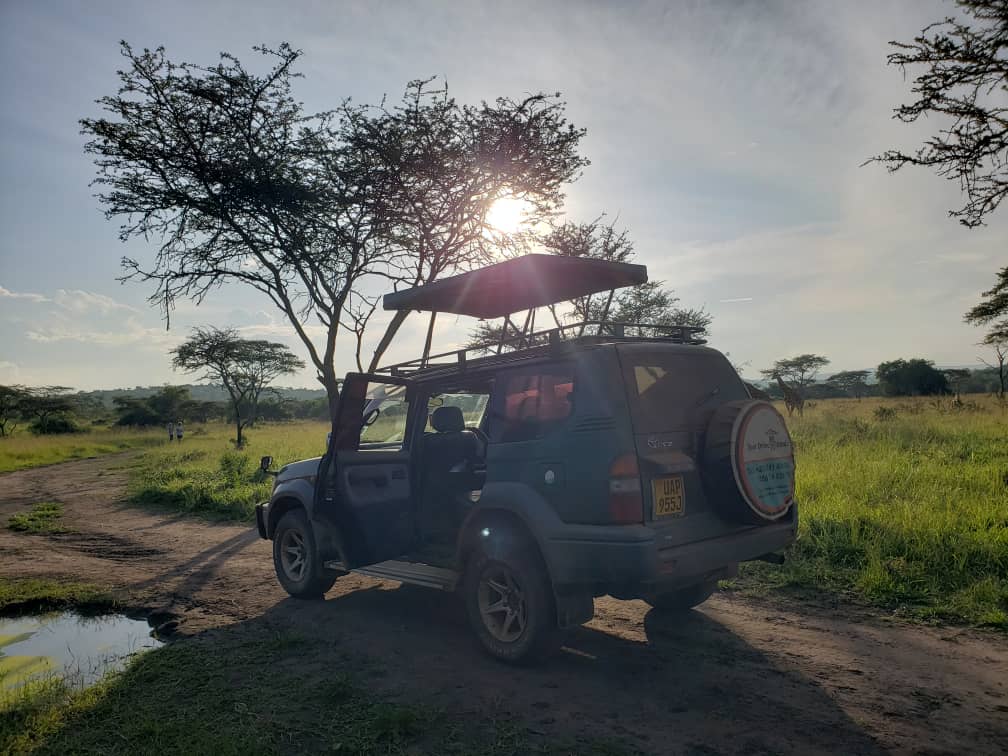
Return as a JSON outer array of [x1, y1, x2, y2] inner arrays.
[[518, 308, 534, 349], [422, 311, 437, 367], [497, 315, 513, 355], [596, 288, 617, 336]]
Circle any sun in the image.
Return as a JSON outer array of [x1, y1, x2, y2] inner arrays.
[[486, 195, 533, 234]]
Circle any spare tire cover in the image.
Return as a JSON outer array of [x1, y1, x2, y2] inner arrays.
[[703, 400, 794, 522]]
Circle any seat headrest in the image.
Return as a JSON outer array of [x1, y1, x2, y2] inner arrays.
[[431, 405, 465, 433]]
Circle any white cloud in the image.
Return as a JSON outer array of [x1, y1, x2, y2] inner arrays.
[[25, 317, 180, 349], [0, 285, 49, 303], [52, 289, 140, 315]]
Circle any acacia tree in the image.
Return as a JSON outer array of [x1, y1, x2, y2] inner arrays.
[[979, 338, 1007, 397], [171, 327, 304, 447], [0, 385, 28, 436], [20, 387, 75, 434], [965, 265, 1008, 396], [82, 43, 586, 416], [826, 369, 871, 399], [760, 354, 831, 388], [870, 0, 1008, 226], [467, 217, 710, 351]]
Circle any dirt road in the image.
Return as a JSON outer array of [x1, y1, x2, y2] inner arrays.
[[1, 455, 1006, 755]]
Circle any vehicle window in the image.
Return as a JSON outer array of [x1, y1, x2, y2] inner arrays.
[[359, 383, 410, 446], [490, 369, 574, 443], [624, 352, 747, 432], [425, 392, 489, 431]]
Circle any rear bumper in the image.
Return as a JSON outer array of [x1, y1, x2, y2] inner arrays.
[[255, 501, 269, 540], [546, 513, 797, 592]]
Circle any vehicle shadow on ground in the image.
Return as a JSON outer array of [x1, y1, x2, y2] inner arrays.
[[249, 583, 886, 755]]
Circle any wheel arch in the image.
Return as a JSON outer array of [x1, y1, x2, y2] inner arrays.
[[267, 496, 305, 539]]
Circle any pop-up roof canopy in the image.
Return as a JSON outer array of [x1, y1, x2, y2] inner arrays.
[[382, 254, 648, 319]]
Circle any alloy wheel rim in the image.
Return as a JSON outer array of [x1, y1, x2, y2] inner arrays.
[[477, 565, 528, 643], [280, 528, 307, 581]]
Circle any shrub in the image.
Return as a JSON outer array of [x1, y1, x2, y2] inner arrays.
[[873, 406, 898, 422]]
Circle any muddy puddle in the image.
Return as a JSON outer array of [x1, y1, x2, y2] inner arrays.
[[0, 612, 162, 690]]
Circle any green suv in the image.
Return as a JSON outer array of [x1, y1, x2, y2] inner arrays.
[[256, 255, 797, 663]]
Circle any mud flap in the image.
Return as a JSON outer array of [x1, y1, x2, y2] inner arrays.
[[555, 591, 594, 628]]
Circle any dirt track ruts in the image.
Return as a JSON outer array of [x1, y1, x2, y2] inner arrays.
[[1, 454, 1006, 755]]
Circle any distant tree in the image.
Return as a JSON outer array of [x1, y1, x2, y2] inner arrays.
[[965, 265, 1008, 338], [113, 396, 160, 427], [20, 387, 76, 434], [0, 385, 28, 436], [979, 338, 1007, 397], [965, 265, 1008, 396], [942, 368, 972, 399], [171, 327, 304, 447], [876, 358, 950, 396], [870, 0, 1008, 227], [83, 43, 587, 415], [760, 354, 831, 388], [826, 370, 871, 399]]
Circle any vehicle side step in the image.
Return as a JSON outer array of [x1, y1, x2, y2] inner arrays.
[[344, 560, 460, 591]]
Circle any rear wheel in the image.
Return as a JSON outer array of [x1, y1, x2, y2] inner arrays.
[[643, 581, 717, 612], [463, 545, 559, 664], [272, 509, 337, 599]]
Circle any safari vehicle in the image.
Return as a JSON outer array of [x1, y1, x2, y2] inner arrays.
[[256, 254, 797, 663]]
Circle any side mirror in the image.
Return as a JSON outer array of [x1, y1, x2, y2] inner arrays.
[[260, 455, 273, 472]]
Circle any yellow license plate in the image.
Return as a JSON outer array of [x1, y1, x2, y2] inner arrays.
[[652, 476, 685, 517]]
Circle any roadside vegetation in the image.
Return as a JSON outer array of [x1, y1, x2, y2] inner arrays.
[[125, 421, 328, 520], [1, 628, 620, 756], [0, 427, 163, 474], [727, 396, 1008, 628], [7, 503, 67, 534], [0, 578, 116, 615]]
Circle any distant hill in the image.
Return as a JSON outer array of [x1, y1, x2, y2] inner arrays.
[[74, 384, 327, 407]]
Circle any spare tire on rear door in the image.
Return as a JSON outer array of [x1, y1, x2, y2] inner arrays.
[[702, 400, 795, 524]]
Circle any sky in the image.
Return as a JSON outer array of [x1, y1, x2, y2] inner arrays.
[[1, 0, 1005, 390]]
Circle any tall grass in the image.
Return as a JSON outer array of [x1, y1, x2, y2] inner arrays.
[[0, 428, 164, 474], [731, 396, 1008, 628], [126, 421, 329, 519]]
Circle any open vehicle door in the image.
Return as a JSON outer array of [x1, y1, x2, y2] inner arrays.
[[317, 373, 416, 568]]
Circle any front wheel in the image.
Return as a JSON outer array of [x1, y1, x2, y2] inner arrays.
[[462, 545, 559, 664], [643, 581, 717, 612], [272, 509, 337, 599]]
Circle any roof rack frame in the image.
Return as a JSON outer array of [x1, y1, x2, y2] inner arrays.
[[376, 319, 708, 378]]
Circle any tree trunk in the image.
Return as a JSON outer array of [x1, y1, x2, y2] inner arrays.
[[235, 418, 244, 448], [368, 309, 411, 373]]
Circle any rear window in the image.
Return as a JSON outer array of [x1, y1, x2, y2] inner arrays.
[[622, 351, 747, 432]]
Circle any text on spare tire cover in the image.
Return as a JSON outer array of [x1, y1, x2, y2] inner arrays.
[[731, 403, 794, 517]]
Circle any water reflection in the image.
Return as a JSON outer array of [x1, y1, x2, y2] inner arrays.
[[0, 612, 162, 690]]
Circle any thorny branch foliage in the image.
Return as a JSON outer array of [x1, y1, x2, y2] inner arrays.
[[171, 326, 304, 446], [965, 265, 1008, 395], [870, 0, 1008, 227], [467, 217, 711, 351], [82, 42, 587, 409], [964, 264, 1008, 340]]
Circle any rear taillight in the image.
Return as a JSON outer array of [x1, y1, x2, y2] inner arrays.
[[609, 452, 643, 524]]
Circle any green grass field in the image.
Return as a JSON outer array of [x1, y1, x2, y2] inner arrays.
[[124, 421, 329, 519], [727, 396, 1008, 628], [2, 398, 1005, 628], [0, 427, 163, 473]]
